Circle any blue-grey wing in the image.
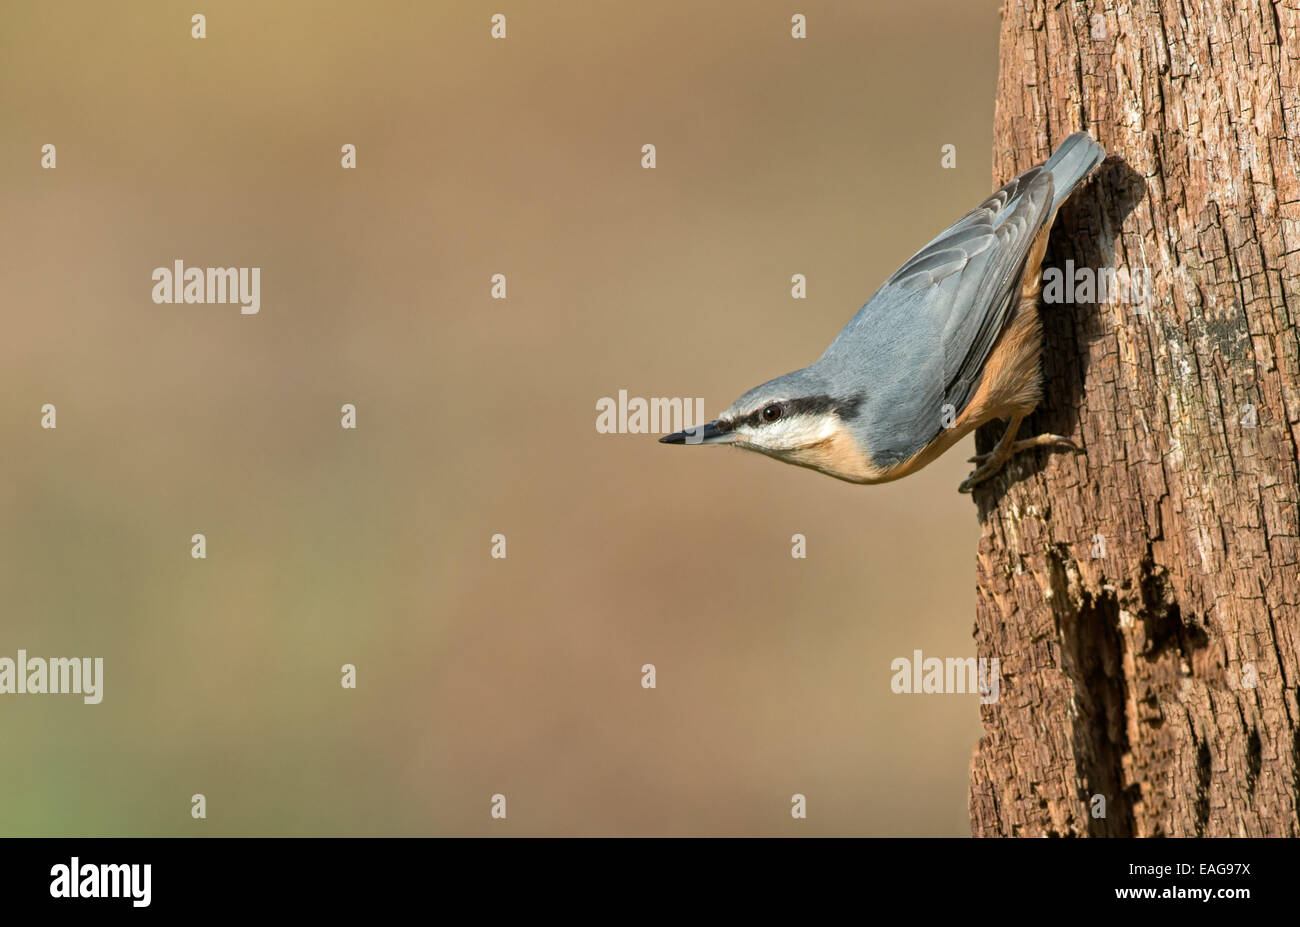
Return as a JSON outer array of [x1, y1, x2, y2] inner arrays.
[[823, 166, 1055, 426], [883, 168, 1054, 415]]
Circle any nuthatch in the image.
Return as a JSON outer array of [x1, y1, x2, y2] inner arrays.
[[662, 132, 1105, 492]]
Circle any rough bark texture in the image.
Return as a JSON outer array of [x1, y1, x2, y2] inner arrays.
[[969, 0, 1300, 836]]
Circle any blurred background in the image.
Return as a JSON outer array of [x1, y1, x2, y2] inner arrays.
[[0, 0, 1002, 835]]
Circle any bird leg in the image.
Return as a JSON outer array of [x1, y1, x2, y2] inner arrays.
[[958, 416, 1078, 493], [967, 432, 1079, 465]]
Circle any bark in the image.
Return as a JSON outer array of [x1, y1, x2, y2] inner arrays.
[[969, 0, 1300, 836]]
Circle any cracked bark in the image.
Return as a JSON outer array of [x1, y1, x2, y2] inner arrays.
[[969, 0, 1300, 837]]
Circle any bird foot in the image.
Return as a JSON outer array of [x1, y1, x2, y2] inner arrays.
[[966, 434, 1078, 465], [958, 433, 1079, 493]]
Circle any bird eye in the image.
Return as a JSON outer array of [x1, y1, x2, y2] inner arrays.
[[761, 403, 783, 422]]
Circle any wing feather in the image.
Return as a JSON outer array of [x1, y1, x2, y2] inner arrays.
[[812, 164, 1059, 468], [874, 166, 1055, 418]]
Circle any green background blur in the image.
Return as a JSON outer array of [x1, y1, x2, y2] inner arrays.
[[1, 0, 1002, 835]]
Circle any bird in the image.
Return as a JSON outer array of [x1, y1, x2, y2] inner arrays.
[[660, 131, 1105, 493]]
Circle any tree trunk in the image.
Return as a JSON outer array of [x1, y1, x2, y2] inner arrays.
[[969, 0, 1300, 837]]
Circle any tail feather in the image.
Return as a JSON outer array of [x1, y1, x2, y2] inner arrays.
[[1043, 132, 1105, 211]]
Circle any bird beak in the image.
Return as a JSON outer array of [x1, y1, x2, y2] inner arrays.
[[659, 420, 734, 445]]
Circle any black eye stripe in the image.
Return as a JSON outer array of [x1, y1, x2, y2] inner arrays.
[[734, 394, 863, 428]]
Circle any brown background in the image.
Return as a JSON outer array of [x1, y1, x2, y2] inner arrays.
[[1, 0, 1002, 835]]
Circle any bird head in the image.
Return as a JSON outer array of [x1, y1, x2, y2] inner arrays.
[[660, 366, 877, 483]]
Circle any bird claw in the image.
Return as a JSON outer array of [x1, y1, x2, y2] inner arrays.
[[967, 434, 1078, 464], [959, 434, 1081, 492], [957, 466, 998, 494]]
